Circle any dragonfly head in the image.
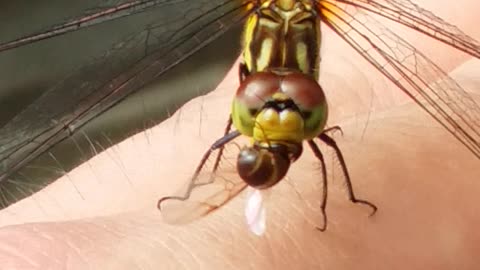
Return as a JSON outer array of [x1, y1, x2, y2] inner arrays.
[[237, 142, 302, 189], [232, 71, 327, 188], [232, 71, 328, 142]]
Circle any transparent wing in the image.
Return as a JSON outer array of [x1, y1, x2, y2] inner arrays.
[[334, 0, 480, 58], [158, 132, 247, 224], [318, 1, 480, 158], [0, 0, 253, 183], [245, 187, 267, 235], [0, 0, 172, 52]]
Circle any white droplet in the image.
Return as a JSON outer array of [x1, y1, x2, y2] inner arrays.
[[245, 187, 266, 236]]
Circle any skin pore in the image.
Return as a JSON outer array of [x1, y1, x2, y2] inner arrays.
[[1, 0, 479, 269]]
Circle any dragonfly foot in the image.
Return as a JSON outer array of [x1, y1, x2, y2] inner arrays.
[[323, 126, 344, 137], [353, 199, 377, 217], [157, 195, 188, 211]]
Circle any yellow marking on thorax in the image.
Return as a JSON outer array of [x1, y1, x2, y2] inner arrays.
[[296, 42, 308, 73], [242, 0, 321, 77], [243, 14, 258, 72], [257, 38, 274, 71]]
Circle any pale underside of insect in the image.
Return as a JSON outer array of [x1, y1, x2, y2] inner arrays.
[[0, 1, 478, 213]]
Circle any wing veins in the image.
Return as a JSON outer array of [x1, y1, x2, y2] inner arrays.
[[320, 2, 480, 158], [0, 1, 253, 181], [326, 0, 480, 58], [0, 0, 188, 52], [159, 135, 247, 224]]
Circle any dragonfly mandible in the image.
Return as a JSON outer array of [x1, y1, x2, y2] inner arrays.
[[0, 0, 478, 211]]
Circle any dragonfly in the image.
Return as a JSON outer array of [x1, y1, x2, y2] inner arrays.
[[0, 0, 479, 211], [158, 0, 479, 233]]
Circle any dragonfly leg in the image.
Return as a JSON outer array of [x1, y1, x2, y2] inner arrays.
[[323, 125, 343, 137], [188, 118, 237, 188], [157, 122, 240, 209], [318, 133, 377, 216], [211, 117, 233, 172], [307, 140, 328, 231]]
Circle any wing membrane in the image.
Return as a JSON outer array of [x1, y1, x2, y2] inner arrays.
[[0, 0, 175, 52], [333, 0, 480, 58], [318, 1, 480, 158], [0, 0, 253, 182], [159, 134, 247, 224]]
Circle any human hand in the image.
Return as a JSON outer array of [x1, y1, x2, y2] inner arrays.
[[1, 0, 479, 269]]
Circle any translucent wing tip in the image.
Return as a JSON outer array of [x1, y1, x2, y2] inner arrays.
[[245, 188, 266, 236], [158, 196, 216, 225]]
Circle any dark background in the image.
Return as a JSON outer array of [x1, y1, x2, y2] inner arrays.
[[0, 0, 244, 208]]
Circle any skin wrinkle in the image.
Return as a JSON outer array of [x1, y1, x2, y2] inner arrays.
[[165, 235, 194, 270], [0, 0, 479, 269], [0, 242, 41, 268], [173, 233, 204, 269], [174, 228, 209, 262], [262, 237, 281, 269], [22, 228, 56, 263], [280, 228, 307, 265], [2, 225, 69, 268], [71, 221, 138, 269], [63, 238, 89, 269], [106, 217, 187, 268], [286, 175, 329, 228], [69, 220, 138, 267]]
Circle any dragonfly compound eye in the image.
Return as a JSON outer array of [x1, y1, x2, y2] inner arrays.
[[237, 146, 290, 189]]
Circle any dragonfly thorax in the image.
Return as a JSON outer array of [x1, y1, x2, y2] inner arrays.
[[243, 0, 320, 78]]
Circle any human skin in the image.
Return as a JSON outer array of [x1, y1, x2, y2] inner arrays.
[[1, 1, 480, 269]]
